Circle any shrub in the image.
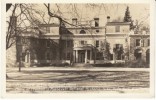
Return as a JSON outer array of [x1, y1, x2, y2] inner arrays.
[[125, 59, 149, 68]]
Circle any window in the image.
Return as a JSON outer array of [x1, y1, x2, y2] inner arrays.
[[67, 40, 70, 47], [46, 40, 50, 48], [67, 53, 71, 60], [81, 41, 84, 45], [96, 29, 99, 33], [22, 53, 25, 61], [80, 41, 87, 45], [96, 52, 103, 60], [136, 39, 141, 46], [115, 26, 120, 32], [148, 39, 150, 46], [45, 52, 50, 60], [46, 27, 50, 33], [80, 30, 86, 34], [94, 18, 99, 27], [110, 54, 113, 60], [114, 44, 123, 60], [95, 21, 99, 27], [22, 38, 30, 45], [141, 39, 144, 47], [134, 49, 142, 60], [96, 40, 99, 47], [115, 44, 121, 49]]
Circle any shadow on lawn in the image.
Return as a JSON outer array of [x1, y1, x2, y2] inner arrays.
[[7, 70, 149, 87]]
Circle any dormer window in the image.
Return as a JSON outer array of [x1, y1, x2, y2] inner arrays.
[[72, 18, 77, 25], [95, 22, 99, 27], [80, 30, 86, 34], [94, 18, 99, 27]]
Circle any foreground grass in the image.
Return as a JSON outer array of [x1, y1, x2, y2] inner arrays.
[[6, 67, 149, 93]]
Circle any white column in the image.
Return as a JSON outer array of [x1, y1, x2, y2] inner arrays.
[[25, 54, 27, 62], [90, 50, 92, 60], [76, 50, 78, 63], [113, 53, 116, 63], [85, 50, 87, 63], [65, 40, 67, 60], [73, 50, 75, 63], [28, 53, 30, 63]]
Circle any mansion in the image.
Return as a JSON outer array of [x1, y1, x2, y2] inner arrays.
[[12, 10, 150, 67]]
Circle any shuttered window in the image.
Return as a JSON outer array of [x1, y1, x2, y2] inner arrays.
[[136, 39, 141, 46], [148, 39, 150, 46], [96, 40, 99, 47]]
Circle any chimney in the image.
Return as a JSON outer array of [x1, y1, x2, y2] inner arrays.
[[10, 16, 17, 36], [94, 18, 99, 27], [107, 16, 110, 22], [10, 16, 17, 28], [72, 18, 77, 25]]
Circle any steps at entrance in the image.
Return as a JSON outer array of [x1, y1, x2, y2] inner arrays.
[[72, 63, 93, 67]]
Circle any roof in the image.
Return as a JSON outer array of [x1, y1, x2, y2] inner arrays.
[[66, 26, 105, 29], [106, 22, 131, 26], [18, 31, 39, 38], [38, 23, 60, 27]]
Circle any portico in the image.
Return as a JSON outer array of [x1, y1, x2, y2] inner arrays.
[[73, 46, 93, 64]]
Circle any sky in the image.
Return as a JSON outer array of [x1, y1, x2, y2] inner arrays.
[[6, 3, 150, 27], [42, 4, 149, 26]]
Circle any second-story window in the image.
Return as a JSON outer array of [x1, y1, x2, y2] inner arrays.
[[94, 18, 99, 27], [115, 26, 120, 32], [141, 39, 144, 47], [46, 40, 50, 48], [67, 40, 71, 47], [136, 39, 141, 46], [96, 40, 99, 47], [81, 41, 84, 45], [80, 41, 87, 45], [95, 21, 99, 27]]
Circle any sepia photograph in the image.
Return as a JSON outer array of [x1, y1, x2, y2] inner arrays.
[[1, 0, 155, 98]]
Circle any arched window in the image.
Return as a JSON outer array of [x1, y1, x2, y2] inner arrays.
[[134, 48, 142, 60], [80, 30, 86, 34], [24, 50, 30, 63]]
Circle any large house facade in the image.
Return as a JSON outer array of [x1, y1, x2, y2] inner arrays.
[[15, 18, 150, 67], [13, 9, 150, 67]]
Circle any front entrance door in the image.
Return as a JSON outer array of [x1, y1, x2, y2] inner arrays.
[[80, 52, 85, 63], [78, 50, 85, 63]]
